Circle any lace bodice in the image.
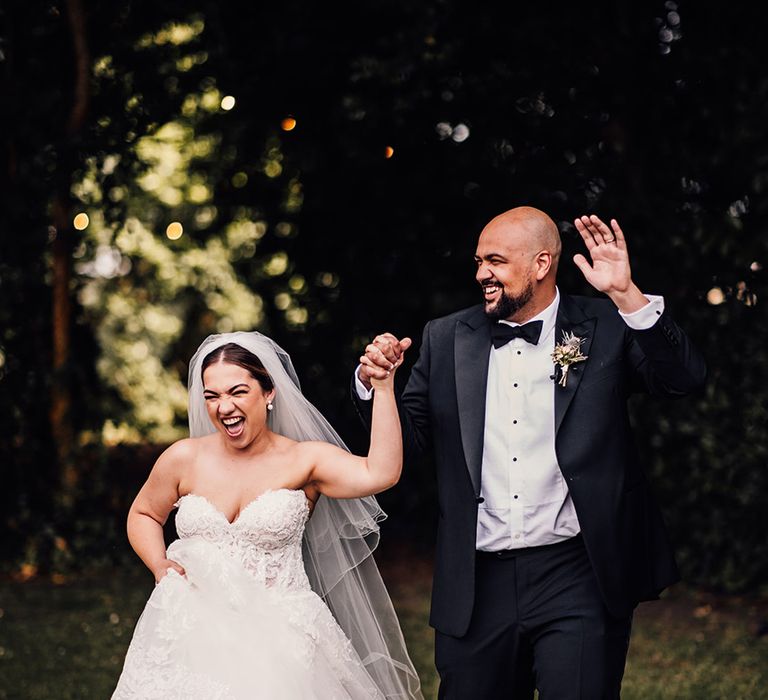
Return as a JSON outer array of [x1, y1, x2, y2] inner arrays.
[[113, 486, 415, 700], [175, 489, 311, 591]]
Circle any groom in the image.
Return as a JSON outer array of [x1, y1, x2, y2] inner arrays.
[[351, 207, 706, 698]]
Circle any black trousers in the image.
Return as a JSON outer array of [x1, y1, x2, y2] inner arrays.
[[435, 536, 633, 699]]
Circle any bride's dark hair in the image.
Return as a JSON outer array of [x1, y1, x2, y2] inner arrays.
[[200, 342, 275, 392]]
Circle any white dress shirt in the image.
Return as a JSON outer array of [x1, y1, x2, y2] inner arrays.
[[477, 289, 571, 550], [355, 290, 665, 551]]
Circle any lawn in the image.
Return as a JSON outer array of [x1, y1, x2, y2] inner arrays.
[[1, 549, 766, 699]]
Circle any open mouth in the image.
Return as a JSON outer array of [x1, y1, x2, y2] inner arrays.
[[221, 416, 245, 438], [482, 283, 502, 304]]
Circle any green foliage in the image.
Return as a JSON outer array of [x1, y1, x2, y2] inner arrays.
[[1, 1, 767, 591], [633, 295, 768, 592]]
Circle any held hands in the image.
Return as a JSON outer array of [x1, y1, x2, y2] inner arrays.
[[573, 215, 648, 314], [152, 558, 186, 583], [359, 333, 413, 391]]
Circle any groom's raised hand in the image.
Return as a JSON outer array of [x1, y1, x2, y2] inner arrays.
[[358, 333, 413, 391], [573, 214, 649, 314]]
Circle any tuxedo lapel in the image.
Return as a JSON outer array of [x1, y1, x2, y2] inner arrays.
[[454, 308, 491, 497], [554, 295, 597, 435]]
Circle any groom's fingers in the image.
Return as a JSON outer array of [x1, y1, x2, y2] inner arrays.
[[574, 216, 597, 251], [360, 355, 391, 379], [391, 337, 413, 367], [583, 215, 608, 242], [365, 343, 395, 370], [373, 333, 405, 363], [610, 218, 628, 250], [572, 253, 593, 279], [588, 214, 617, 244]]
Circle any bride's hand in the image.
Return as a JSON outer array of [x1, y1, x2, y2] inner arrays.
[[370, 358, 400, 391], [360, 334, 412, 391], [152, 558, 186, 583]]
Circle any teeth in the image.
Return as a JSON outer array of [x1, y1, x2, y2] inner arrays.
[[222, 417, 243, 425]]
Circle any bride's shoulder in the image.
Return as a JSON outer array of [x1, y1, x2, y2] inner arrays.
[[276, 434, 303, 453], [155, 437, 204, 468], [290, 439, 344, 462], [286, 438, 320, 458]]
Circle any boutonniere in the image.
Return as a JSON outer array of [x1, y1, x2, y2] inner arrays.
[[551, 331, 588, 387]]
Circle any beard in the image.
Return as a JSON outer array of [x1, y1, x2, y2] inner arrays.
[[483, 279, 535, 321]]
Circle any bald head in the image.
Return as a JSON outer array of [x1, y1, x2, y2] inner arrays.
[[474, 206, 561, 322], [483, 207, 562, 271]]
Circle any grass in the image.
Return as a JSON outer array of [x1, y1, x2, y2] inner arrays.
[[1, 551, 766, 699]]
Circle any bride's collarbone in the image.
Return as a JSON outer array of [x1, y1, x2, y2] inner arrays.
[[199, 439, 301, 468], [179, 442, 314, 512], [198, 434, 303, 467], [183, 463, 311, 508]]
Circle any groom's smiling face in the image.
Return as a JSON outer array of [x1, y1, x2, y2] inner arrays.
[[474, 224, 539, 322]]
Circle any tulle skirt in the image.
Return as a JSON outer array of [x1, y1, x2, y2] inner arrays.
[[111, 537, 384, 699]]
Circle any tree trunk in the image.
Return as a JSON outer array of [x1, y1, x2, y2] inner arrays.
[[50, 0, 90, 504], [50, 196, 77, 495]]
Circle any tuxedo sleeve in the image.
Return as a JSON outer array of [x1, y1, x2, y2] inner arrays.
[[625, 311, 707, 397], [350, 322, 433, 464]]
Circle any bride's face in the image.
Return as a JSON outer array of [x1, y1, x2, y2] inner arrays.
[[202, 361, 274, 446]]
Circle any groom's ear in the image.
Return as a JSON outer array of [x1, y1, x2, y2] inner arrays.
[[534, 250, 553, 280]]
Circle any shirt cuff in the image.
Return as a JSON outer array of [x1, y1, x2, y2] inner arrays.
[[618, 294, 665, 330], [354, 366, 374, 400]]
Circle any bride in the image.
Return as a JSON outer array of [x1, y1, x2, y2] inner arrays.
[[111, 331, 422, 699]]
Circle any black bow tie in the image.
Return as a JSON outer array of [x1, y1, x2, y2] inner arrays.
[[491, 320, 544, 348]]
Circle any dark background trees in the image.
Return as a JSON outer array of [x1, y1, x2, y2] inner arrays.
[[1, 0, 766, 590]]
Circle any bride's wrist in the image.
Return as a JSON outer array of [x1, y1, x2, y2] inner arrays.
[[148, 557, 170, 577], [370, 378, 395, 392]]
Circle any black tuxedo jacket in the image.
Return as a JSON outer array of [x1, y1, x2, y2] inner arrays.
[[352, 294, 706, 637]]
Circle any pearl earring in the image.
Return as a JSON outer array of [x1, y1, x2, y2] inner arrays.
[[267, 401, 274, 412]]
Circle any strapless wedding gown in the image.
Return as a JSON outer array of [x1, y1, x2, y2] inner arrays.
[[112, 489, 385, 699]]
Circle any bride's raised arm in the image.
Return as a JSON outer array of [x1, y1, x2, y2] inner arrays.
[[127, 440, 190, 582], [304, 350, 406, 499]]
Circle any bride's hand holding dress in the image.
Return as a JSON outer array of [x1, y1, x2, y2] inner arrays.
[[112, 333, 421, 700]]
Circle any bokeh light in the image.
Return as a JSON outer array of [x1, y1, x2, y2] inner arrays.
[[275, 293, 291, 310], [73, 213, 90, 230], [231, 172, 248, 188], [166, 222, 183, 240], [452, 123, 470, 142], [264, 252, 289, 276], [436, 122, 453, 139], [281, 117, 297, 131], [275, 222, 294, 238], [736, 281, 757, 306], [706, 287, 725, 305], [221, 95, 236, 111]]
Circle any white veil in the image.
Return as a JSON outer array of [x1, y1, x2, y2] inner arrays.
[[187, 331, 423, 699]]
